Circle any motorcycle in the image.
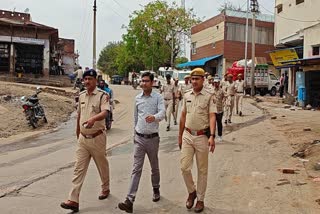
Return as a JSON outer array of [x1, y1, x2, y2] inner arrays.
[[21, 87, 47, 128], [132, 78, 138, 90], [105, 99, 113, 130]]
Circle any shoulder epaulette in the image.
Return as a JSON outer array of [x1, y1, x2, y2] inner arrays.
[[97, 89, 108, 95], [79, 90, 87, 95]]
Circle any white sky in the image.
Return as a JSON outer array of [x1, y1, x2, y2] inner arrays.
[[1, 0, 275, 68]]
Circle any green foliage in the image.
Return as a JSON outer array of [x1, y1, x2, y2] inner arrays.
[[97, 0, 199, 76], [123, 0, 199, 69], [175, 56, 188, 67]]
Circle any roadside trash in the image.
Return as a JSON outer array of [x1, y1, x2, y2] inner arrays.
[[277, 179, 290, 186], [316, 199, 320, 205], [284, 105, 291, 109], [278, 168, 297, 174], [303, 128, 312, 132], [295, 181, 307, 186], [292, 151, 305, 158], [271, 116, 277, 120], [313, 177, 320, 182], [306, 104, 312, 110], [298, 158, 309, 163], [314, 163, 320, 171], [281, 115, 286, 117], [311, 140, 320, 145]]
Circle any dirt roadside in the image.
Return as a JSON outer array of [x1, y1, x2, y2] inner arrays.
[[256, 96, 320, 179], [0, 82, 75, 140]]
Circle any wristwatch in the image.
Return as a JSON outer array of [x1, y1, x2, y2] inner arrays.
[[210, 134, 215, 138]]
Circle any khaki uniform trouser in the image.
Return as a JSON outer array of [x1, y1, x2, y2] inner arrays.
[[235, 93, 243, 113], [180, 130, 209, 201], [164, 99, 173, 127], [225, 96, 235, 121], [68, 131, 109, 203], [173, 100, 179, 122]]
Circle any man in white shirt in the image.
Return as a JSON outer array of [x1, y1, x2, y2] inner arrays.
[[235, 73, 244, 116]]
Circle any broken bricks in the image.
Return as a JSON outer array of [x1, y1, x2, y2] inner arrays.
[[303, 128, 312, 131], [278, 168, 298, 174]]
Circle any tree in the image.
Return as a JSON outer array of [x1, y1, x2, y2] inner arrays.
[[97, 42, 122, 76], [123, 0, 199, 70], [218, 1, 245, 13], [175, 56, 188, 67]]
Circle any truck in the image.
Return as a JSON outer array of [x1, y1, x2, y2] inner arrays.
[[227, 60, 280, 96]]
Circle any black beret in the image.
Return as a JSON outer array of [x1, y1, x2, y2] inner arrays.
[[83, 69, 97, 78]]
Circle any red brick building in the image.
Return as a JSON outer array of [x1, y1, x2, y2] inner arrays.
[[182, 9, 275, 77]]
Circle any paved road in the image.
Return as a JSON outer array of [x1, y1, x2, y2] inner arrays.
[[0, 87, 319, 214]]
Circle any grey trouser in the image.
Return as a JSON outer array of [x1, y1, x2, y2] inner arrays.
[[127, 134, 160, 202]]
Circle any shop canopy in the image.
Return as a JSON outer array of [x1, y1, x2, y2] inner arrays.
[[177, 54, 222, 68]]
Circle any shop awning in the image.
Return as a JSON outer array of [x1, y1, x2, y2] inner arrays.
[[177, 54, 222, 68]]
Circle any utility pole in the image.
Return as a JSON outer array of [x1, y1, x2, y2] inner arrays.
[[180, 0, 186, 57], [93, 0, 97, 70], [244, 0, 249, 88], [250, 0, 258, 96], [171, 30, 174, 68]]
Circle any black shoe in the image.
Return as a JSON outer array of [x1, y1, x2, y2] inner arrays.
[[174, 121, 177, 125], [228, 119, 231, 123], [166, 126, 170, 131], [236, 110, 239, 115], [152, 188, 160, 202], [60, 200, 79, 212], [239, 111, 242, 116], [224, 120, 227, 124], [118, 199, 133, 213]]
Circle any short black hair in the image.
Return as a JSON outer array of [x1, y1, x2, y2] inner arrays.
[[141, 72, 154, 81], [166, 74, 171, 79]]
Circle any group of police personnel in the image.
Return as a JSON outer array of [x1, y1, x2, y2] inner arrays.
[[60, 67, 246, 213], [160, 68, 245, 142]]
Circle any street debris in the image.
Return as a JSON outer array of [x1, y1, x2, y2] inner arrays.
[[271, 116, 277, 120], [295, 181, 307, 186], [311, 140, 320, 145], [313, 178, 320, 182], [305, 104, 312, 110], [277, 179, 290, 186], [303, 128, 312, 131], [292, 151, 305, 158], [314, 163, 320, 171], [284, 105, 291, 109], [278, 168, 298, 174]]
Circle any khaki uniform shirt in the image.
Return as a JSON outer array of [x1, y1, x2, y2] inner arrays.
[[182, 88, 217, 130], [220, 79, 228, 91], [174, 84, 180, 98], [161, 82, 175, 100], [78, 88, 110, 135], [235, 80, 244, 93], [225, 81, 236, 96], [212, 87, 224, 113], [180, 83, 192, 97]]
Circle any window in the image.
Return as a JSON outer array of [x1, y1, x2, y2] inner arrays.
[[296, 0, 304, 5], [191, 42, 197, 55], [270, 74, 278, 81], [277, 4, 283, 13], [312, 46, 320, 56]]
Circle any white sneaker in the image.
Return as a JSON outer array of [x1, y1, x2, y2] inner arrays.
[[217, 136, 223, 142]]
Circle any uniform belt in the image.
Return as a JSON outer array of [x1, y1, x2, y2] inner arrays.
[[136, 132, 159, 139], [81, 130, 103, 139], [185, 128, 208, 136], [237, 92, 244, 93]]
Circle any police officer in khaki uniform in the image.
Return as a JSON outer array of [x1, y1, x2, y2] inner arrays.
[[160, 74, 175, 131], [180, 75, 192, 97], [235, 73, 245, 116], [173, 78, 180, 125], [224, 74, 236, 124], [179, 68, 217, 213], [61, 69, 110, 212]]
